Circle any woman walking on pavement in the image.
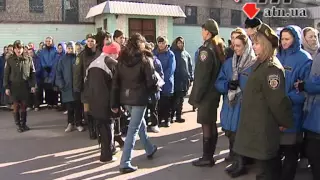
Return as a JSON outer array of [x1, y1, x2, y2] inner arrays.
[[111, 33, 158, 174], [4, 40, 36, 133]]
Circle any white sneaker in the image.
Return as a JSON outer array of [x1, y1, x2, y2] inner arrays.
[[65, 123, 74, 132], [76, 126, 85, 132], [63, 111, 68, 115], [26, 107, 32, 111], [150, 126, 160, 133], [34, 108, 39, 112]]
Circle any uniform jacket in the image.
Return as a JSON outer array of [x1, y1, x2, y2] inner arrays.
[[55, 53, 76, 103], [111, 51, 157, 108], [233, 57, 294, 160], [3, 54, 36, 102], [73, 46, 102, 103], [86, 53, 117, 120], [171, 38, 194, 92], [39, 45, 58, 84], [153, 47, 176, 95], [277, 25, 312, 133], [188, 39, 221, 109], [215, 58, 252, 132]]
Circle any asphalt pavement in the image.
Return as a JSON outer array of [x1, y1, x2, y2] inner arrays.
[[0, 101, 313, 180]]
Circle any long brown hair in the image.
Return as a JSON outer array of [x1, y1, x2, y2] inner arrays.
[[253, 32, 277, 61], [212, 35, 226, 63]]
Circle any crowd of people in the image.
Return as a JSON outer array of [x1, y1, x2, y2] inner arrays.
[[1, 16, 320, 180]]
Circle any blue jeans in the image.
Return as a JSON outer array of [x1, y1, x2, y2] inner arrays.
[[120, 105, 155, 168]]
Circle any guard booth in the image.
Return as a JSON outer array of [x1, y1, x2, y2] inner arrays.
[[86, 1, 186, 42]]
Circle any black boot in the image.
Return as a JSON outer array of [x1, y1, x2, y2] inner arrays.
[[175, 111, 185, 123], [14, 112, 23, 133], [114, 135, 124, 148], [21, 112, 30, 131], [225, 155, 248, 178], [86, 113, 97, 140], [192, 138, 215, 167]]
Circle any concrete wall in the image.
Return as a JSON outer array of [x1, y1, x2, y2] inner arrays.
[[173, 25, 233, 59]]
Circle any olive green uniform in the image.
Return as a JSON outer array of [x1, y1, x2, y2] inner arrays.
[[3, 54, 36, 102], [188, 40, 221, 124], [233, 57, 294, 161]]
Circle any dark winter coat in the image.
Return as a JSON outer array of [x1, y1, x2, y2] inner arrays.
[[233, 57, 294, 160], [171, 38, 194, 92], [111, 51, 157, 108], [55, 53, 77, 103], [153, 55, 164, 100], [0, 54, 5, 93], [3, 54, 36, 102], [86, 53, 117, 120], [73, 47, 102, 103]]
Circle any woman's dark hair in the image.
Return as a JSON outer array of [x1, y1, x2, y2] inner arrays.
[[8, 44, 13, 48], [120, 33, 152, 62], [113, 29, 124, 40], [278, 28, 295, 54], [95, 30, 106, 51]]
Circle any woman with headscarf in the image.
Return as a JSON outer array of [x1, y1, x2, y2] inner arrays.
[[215, 33, 256, 178]]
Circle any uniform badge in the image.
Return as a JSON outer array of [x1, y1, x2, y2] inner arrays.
[[199, 51, 208, 62], [268, 74, 280, 90], [75, 57, 80, 65]]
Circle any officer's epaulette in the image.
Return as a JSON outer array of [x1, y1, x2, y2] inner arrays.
[[268, 61, 275, 67]]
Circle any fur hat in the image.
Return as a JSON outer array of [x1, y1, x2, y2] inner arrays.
[[245, 17, 262, 29]]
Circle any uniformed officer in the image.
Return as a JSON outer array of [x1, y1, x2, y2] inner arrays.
[[233, 23, 294, 180], [4, 40, 36, 133], [189, 19, 226, 167]]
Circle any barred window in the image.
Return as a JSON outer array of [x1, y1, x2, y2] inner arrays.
[[29, 0, 44, 13], [185, 6, 197, 24], [210, 8, 221, 25], [0, 0, 5, 11], [231, 10, 241, 26]]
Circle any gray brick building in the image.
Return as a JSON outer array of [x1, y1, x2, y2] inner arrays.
[[0, 0, 316, 28]]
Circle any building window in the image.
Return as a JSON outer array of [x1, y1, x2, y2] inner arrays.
[[231, 10, 241, 26], [63, 0, 79, 23], [29, 0, 44, 13], [185, 6, 197, 24], [0, 0, 6, 11], [103, 18, 108, 30], [210, 8, 221, 25], [129, 18, 156, 43]]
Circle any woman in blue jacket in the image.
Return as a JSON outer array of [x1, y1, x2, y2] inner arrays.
[[277, 25, 312, 180], [153, 36, 176, 127], [215, 33, 256, 177], [56, 42, 84, 133], [295, 49, 320, 180]]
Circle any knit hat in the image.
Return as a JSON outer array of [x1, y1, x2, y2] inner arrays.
[[202, 19, 219, 36], [256, 23, 279, 48], [157, 36, 168, 44], [245, 17, 262, 29], [103, 42, 121, 55]]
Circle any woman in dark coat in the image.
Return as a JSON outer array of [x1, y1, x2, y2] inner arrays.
[[4, 40, 36, 133], [56, 42, 85, 133], [111, 33, 158, 173]]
